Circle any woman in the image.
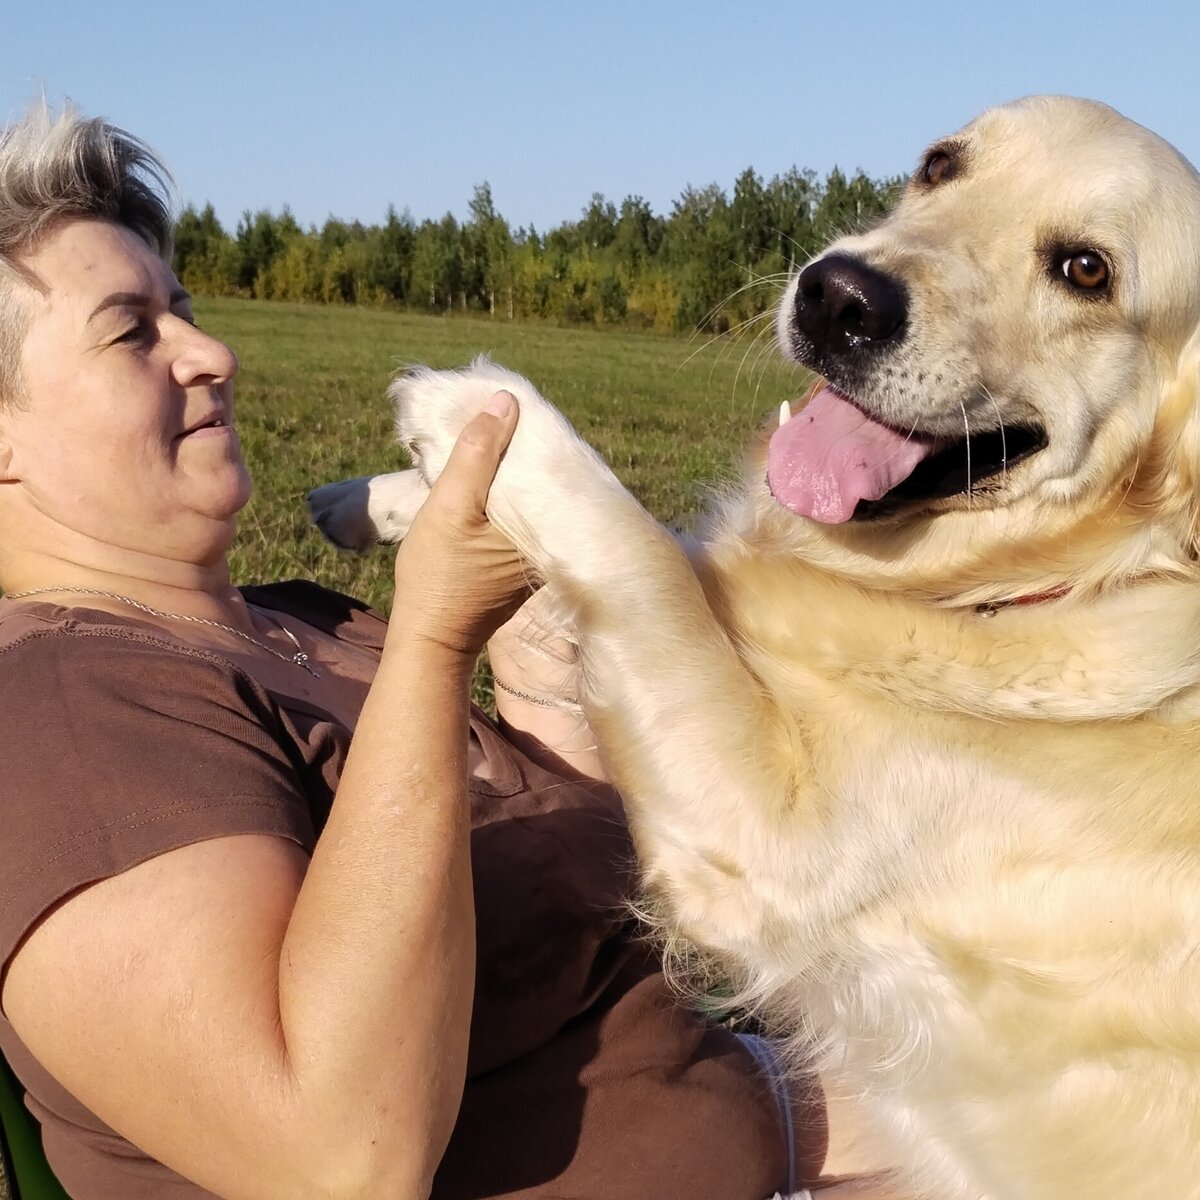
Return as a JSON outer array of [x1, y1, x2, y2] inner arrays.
[[0, 104, 844, 1199]]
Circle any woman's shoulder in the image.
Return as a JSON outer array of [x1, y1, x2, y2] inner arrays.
[[0, 577, 387, 674], [0, 600, 289, 731], [0, 598, 210, 661], [0, 597, 312, 824], [0, 598, 247, 671], [0, 602, 317, 996]]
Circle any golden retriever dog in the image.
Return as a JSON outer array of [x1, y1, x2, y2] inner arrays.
[[310, 96, 1200, 1198]]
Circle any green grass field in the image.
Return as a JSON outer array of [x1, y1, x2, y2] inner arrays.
[[205, 297, 806, 613]]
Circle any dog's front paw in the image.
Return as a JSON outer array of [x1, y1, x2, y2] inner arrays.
[[307, 470, 428, 550], [390, 357, 630, 574], [389, 357, 568, 486]]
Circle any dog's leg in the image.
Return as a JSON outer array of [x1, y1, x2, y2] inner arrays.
[[394, 362, 817, 969]]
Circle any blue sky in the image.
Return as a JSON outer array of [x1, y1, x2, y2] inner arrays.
[[6, 1, 1197, 234]]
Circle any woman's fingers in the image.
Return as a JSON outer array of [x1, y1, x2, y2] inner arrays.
[[390, 392, 530, 657]]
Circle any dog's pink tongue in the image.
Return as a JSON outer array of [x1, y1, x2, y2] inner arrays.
[[767, 386, 937, 523]]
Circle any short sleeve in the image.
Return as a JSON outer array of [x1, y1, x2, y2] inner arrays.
[[0, 627, 315, 975]]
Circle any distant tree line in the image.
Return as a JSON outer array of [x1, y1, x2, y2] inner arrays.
[[173, 166, 903, 334]]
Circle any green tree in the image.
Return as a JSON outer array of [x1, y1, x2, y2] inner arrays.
[[579, 193, 617, 251], [730, 168, 772, 265], [464, 183, 515, 316], [813, 167, 857, 245], [766, 168, 819, 266], [262, 235, 322, 301], [664, 184, 739, 332], [365, 205, 415, 302], [410, 214, 462, 312], [612, 195, 662, 277], [174, 160, 902, 329], [234, 209, 296, 294], [173, 203, 240, 296]]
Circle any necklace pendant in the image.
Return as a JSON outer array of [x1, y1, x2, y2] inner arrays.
[[292, 651, 320, 678]]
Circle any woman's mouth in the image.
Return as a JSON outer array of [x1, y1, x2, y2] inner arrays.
[[178, 417, 231, 439]]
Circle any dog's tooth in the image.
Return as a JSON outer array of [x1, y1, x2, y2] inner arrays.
[[778, 400, 792, 429]]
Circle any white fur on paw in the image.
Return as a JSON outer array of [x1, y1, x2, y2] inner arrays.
[[388, 356, 571, 487], [388, 357, 627, 561], [308, 470, 429, 550]]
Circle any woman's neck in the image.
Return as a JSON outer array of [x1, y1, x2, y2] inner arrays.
[[1, 546, 255, 633]]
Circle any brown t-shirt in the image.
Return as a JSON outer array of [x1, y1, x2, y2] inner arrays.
[[0, 582, 825, 1199]]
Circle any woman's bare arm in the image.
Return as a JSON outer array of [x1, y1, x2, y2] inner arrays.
[[3, 395, 525, 1200]]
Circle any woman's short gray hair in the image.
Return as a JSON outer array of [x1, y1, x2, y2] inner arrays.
[[0, 101, 175, 406]]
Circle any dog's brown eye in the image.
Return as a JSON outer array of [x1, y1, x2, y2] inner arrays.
[[923, 151, 954, 185], [1061, 251, 1109, 291]]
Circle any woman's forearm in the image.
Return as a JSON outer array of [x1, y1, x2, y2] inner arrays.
[[277, 625, 477, 1196], [269, 394, 523, 1196]]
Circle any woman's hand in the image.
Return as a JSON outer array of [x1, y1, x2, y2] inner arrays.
[[486, 589, 613, 782], [390, 391, 534, 657], [486, 585, 580, 705]]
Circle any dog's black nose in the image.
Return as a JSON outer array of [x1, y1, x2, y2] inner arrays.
[[793, 254, 907, 357]]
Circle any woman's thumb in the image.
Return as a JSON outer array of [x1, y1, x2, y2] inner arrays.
[[429, 391, 519, 519]]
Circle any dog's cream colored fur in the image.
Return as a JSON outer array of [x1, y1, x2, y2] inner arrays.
[[310, 97, 1200, 1198]]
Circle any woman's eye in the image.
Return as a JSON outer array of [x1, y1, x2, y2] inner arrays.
[[113, 319, 153, 345]]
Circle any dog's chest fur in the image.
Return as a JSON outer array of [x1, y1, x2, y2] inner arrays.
[[691, 542, 1200, 1194]]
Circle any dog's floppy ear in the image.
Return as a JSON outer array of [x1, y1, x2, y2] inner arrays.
[[1142, 325, 1200, 562], [0, 414, 17, 481]]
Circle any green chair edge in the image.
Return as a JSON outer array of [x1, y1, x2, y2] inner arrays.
[[0, 1050, 70, 1200]]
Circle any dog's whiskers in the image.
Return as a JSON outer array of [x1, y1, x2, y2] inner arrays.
[[690, 271, 793, 345], [767, 225, 806, 265], [1098, 431, 1142, 533], [752, 348, 796, 412], [959, 397, 973, 507], [677, 289, 782, 376], [670, 283, 802, 439], [874, 418, 924, 470], [981, 385, 1007, 487], [699, 309, 782, 422], [748, 323, 791, 411], [733, 315, 783, 409]]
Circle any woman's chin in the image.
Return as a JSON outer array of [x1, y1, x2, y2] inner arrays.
[[172, 474, 254, 562], [197, 467, 254, 523]]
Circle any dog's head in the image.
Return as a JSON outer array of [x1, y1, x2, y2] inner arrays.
[[761, 95, 1200, 603]]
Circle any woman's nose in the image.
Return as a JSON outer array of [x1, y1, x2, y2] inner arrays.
[[172, 320, 239, 386]]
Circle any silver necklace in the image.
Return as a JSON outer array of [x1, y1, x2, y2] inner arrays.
[[3, 586, 320, 677]]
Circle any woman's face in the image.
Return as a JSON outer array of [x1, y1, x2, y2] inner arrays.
[[1, 217, 251, 565]]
